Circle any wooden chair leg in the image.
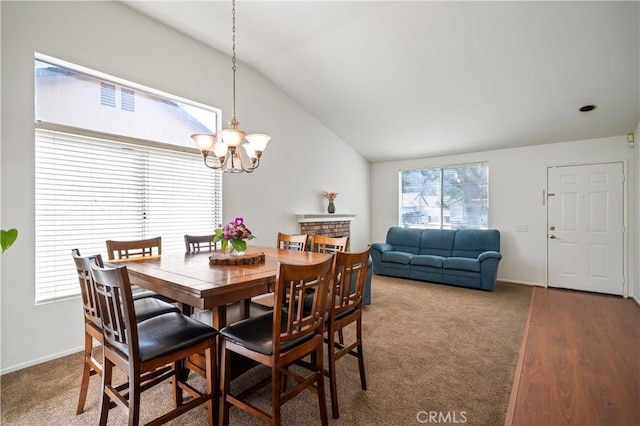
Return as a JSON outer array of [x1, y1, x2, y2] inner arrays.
[[97, 359, 113, 426], [220, 344, 231, 426], [316, 344, 329, 426], [128, 369, 142, 426], [327, 327, 340, 419], [272, 367, 282, 426], [172, 361, 181, 407], [76, 332, 94, 414], [205, 346, 216, 426]]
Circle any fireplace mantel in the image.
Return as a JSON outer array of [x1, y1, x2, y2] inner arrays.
[[295, 214, 356, 223]]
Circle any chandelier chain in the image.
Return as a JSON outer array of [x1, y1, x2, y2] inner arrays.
[[231, 0, 237, 121]]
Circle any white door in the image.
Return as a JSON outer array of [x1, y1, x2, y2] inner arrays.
[[547, 163, 624, 295]]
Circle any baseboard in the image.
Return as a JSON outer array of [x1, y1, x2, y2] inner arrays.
[[0, 345, 83, 376], [498, 278, 545, 287], [631, 295, 640, 308]]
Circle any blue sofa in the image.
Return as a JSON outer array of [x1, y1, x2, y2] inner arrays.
[[370, 227, 502, 291]]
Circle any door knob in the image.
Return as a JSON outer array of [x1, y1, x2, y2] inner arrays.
[[549, 226, 555, 230], [550, 235, 557, 239]]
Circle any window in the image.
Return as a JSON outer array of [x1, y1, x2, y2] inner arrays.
[[400, 162, 488, 230], [35, 55, 222, 303]]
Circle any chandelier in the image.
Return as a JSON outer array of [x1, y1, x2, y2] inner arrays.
[[191, 0, 270, 173]]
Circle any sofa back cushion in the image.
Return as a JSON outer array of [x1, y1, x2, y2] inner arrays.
[[419, 229, 455, 256], [452, 229, 500, 258], [386, 227, 422, 254]]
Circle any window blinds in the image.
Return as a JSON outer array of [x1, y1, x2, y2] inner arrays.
[[400, 162, 488, 230], [35, 129, 222, 303]]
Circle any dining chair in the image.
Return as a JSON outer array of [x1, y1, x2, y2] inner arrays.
[[105, 236, 162, 259], [218, 256, 334, 426], [184, 234, 218, 254], [105, 236, 175, 303], [90, 263, 218, 426], [71, 249, 180, 415], [324, 247, 371, 419], [276, 232, 308, 251], [309, 234, 349, 254]]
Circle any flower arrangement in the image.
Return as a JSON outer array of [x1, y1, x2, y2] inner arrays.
[[213, 217, 255, 254], [323, 192, 338, 214], [323, 191, 338, 201]]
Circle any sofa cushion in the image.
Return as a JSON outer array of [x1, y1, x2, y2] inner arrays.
[[452, 229, 500, 258], [443, 257, 481, 272], [410, 255, 444, 268], [419, 229, 455, 256], [380, 251, 413, 265], [386, 227, 421, 254]]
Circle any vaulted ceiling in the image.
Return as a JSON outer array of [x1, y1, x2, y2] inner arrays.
[[122, 1, 640, 162]]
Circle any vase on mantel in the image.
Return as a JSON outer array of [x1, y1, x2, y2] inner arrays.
[[327, 200, 336, 214]]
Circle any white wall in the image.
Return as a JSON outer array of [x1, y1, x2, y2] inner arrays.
[[634, 121, 640, 304], [371, 136, 637, 290], [0, 1, 370, 373]]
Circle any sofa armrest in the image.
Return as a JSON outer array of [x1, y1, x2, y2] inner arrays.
[[371, 243, 393, 254], [478, 251, 502, 262], [477, 251, 502, 291]]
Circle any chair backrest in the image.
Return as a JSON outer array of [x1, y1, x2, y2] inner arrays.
[[184, 234, 217, 254], [276, 232, 308, 251], [90, 264, 139, 362], [273, 256, 334, 354], [71, 248, 105, 326], [309, 234, 349, 254], [331, 247, 372, 318], [105, 237, 162, 260]]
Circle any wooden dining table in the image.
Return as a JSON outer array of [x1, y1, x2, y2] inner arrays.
[[108, 245, 333, 331]]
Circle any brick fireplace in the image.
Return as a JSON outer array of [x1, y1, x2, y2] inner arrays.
[[296, 214, 356, 247]]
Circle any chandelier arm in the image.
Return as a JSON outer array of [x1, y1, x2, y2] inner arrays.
[[236, 150, 258, 173], [202, 151, 228, 170]]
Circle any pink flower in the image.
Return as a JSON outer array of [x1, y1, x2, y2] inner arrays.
[[234, 217, 244, 226], [323, 191, 338, 200]]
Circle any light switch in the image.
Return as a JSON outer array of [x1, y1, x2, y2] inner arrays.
[[516, 225, 528, 232]]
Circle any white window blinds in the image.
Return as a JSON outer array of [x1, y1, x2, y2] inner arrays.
[[35, 129, 222, 303], [400, 162, 488, 230]]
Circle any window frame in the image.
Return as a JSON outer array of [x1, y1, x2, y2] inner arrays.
[[399, 162, 489, 230], [34, 54, 223, 304]]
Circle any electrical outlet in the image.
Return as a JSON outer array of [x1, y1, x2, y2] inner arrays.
[[516, 225, 528, 232]]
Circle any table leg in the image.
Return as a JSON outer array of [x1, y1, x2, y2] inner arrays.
[[239, 298, 251, 319]]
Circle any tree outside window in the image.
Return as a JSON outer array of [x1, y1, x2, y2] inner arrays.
[[400, 163, 488, 229]]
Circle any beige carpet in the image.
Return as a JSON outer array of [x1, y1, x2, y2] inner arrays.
[[0, 275, 532, 426]]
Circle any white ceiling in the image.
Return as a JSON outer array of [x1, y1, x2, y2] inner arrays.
[[122, 1, 639, 162]]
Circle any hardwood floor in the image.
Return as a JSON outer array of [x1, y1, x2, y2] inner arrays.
[[506, 287, 640, 426]]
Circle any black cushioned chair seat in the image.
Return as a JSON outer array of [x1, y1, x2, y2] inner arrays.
[[134, 296, 180, 322], [132, 289, 179, 305], [137, 312, 218, 362], [219, 311, 315, 356], [300, 293, 356, 321]]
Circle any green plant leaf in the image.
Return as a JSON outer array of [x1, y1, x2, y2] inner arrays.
[[1, 228, 18, 253], [231, 239, 247, 252]]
